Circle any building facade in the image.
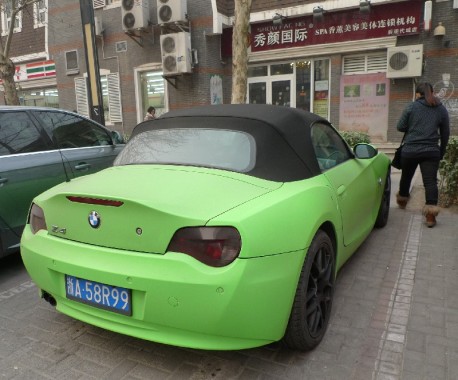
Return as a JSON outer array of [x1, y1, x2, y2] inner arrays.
[[1, 0, 457, 141], [0, 1, 55, 107]]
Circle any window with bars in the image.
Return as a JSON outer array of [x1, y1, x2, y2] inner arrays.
[[343, 52, 387, 75]]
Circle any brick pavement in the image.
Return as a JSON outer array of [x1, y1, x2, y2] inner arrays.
[[1, 172, 457, 379]]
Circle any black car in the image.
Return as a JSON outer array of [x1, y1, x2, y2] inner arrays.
[[0, 106, 124, 258]]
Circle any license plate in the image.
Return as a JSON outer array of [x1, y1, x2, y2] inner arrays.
[[65, 275, 132, 316]]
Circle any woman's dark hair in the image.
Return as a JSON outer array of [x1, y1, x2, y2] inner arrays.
[[416, 82, 439, 106], [147, 106, 155, 113]]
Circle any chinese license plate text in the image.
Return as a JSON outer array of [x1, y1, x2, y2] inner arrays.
[[65, 275, 131, 316]]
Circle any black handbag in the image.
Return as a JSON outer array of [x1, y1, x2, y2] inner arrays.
[[391, 134, 406, 169], [391, 144, 403, 169]]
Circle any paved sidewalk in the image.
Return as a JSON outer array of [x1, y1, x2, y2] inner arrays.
[[367, 169, 458, 380], [0, 171, 457, 379]]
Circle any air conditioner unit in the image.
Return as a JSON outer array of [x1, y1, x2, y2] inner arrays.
[[386, 45, 423, 78], [157, 0, 187, 24], [121, 0, 149, 31], [160, 32, 192, 76], [94, 16, 104, 36]]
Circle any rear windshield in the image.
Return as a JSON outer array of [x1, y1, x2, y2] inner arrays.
[[114, 128, 256, 172]]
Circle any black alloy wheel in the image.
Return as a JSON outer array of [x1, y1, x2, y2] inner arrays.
[[374, 171, 391, 228], [283, 230, 335, 350]]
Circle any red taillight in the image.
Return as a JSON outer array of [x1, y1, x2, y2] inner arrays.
[[29, 204, 47, 234], [66, 196, 123, 207], [168, 227, 241, 267]]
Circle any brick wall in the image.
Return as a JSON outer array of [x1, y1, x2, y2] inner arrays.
[[8, 0, 455, 141], [4, 4, 46, 58]]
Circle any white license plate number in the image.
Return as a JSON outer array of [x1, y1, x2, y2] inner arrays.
[[65, 275, 131, 316]]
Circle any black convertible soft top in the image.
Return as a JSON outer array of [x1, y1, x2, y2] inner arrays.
[[130, 104, 331, 181]]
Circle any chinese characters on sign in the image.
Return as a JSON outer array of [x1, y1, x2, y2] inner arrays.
[[339, 73, 390, 142], [251, 0, 421, 52], [253, 26, 308, 48]]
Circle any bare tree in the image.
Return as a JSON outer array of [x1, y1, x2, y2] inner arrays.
[[231, 0, 252, 104], [0, 0, 41, 105]]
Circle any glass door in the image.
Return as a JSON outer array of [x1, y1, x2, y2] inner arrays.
[[271, 63, 293, 107], [249, 82, 267, 104], [247, 59, 330, 119], [247, 63, 294, 107], [272, 80, 291, 106]]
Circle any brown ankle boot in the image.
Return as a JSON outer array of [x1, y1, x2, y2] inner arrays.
[[396, 193, 409, 209], [422, 205, 440, 228]]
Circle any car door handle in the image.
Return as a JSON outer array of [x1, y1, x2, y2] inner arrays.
[[0, 177, 8, 186], [336, 185, 346, 196], [75, 163, 91, 171]]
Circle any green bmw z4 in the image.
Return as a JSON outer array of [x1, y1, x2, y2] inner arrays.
[[21, 104, 391, 351]]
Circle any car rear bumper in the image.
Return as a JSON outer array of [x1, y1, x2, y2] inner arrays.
[[21, 227, 305, 350]]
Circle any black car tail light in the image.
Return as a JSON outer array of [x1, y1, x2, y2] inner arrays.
[[29, 204, 47, 234], [168, 227, 241, 267]]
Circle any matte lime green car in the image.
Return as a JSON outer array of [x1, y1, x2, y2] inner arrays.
[[21, 104, 391, 351]]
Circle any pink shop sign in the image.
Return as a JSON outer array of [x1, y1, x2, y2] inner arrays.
[[250, 0, 422, 52]]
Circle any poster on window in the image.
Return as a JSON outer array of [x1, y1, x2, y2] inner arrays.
[[339, 73, 389, 142], [210, 75, 223, 105]]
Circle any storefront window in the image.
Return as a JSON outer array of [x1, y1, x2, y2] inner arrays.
[[296, 60, 311, 112], [249, 82, 266, 104], [100, 76, 110, 122], [271, 63, 293, 75], [140, 70, 166, 118], [272, 80, 290, 107], [19, 87, 59, 108], [247, 59, 330, 118], [247, 66, 267, 77], [313, 59, 330, 118]]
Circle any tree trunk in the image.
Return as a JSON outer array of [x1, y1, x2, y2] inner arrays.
[[0, 57, 20, 105], [231, 0, 252, 104]]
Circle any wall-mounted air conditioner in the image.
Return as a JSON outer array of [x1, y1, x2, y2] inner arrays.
[[121, 0, 149, 31], [386, 45, 423, 78], [157, 0, 187, 24], [160, 32, 192, 76], [94, 16, 104, 36]]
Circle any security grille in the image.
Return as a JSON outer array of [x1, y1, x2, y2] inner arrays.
[[343, 52, 387, 74]]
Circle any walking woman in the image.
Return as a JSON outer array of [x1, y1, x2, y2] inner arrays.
[[396, 82, 450, 227]]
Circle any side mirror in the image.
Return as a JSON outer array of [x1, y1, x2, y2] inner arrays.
[[111, 130, 124, 144], [354, 143, 378, 159]]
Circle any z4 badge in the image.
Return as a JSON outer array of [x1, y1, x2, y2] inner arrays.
[[51, 226, 66, 234]]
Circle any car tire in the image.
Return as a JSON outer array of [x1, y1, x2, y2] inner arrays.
[[374, 171, 391, 229], [282, 230, 335, 351]]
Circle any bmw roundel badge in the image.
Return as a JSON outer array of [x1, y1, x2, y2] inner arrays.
[[88, 211, 101, 229]]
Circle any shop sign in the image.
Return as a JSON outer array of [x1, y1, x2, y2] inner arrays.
[[13, 60, 56, 82], [251, 0, 421, 52], [339, 73, 390, 142]]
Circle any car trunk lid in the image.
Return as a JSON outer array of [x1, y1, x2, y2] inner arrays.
[[38, 165, 280, 253]]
